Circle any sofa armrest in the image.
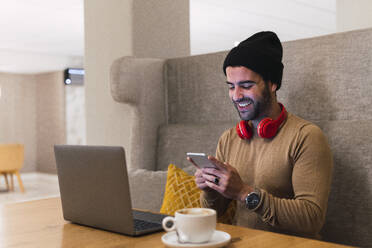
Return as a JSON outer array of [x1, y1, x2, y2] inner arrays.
[[128, 166, 196, 212], [110, 57, 166, 171], [128, 169, 167, 211]]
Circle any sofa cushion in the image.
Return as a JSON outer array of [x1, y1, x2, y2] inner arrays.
[[156, 123, 234, 171], [160, 164, 202, 215]]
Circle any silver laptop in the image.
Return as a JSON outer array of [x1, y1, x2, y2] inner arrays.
[[54, 145, 167, 236]]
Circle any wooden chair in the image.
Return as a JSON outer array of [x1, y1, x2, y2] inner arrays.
[[0, 144, 25, 192]]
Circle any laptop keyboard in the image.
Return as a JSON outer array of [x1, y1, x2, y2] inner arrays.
[[132, 210, 168, 232], [133, 210, 168, 222], [134, 218, 162, 231]]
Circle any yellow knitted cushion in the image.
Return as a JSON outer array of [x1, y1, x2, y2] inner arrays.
[[160, 164, 236, 224], [160, 164, 202, 215]]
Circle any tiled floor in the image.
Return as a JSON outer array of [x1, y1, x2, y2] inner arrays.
[[0, 172, 60, 205]]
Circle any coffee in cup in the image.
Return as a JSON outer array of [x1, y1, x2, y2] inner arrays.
[[162, 208, 216, 243]]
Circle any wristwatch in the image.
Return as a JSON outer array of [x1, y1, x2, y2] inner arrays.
[[245, 190, 261, 210]]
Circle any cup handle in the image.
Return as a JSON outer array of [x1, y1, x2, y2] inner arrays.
[[162, 216, 176, 232]]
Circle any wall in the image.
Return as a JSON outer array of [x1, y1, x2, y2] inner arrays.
[[336, 0, 372, 32], [84, 0, 189, 167], [0, 73, 37, 172], [66, 84, 86, 145], [0, 49, 83, 74], [84, 0, 134, 164], [0, 71, 65, 173], [133, 0, 190, 58], [36, 72, 66, 173]]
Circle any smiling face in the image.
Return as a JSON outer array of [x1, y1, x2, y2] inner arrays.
[[226, 66, 276, 122]]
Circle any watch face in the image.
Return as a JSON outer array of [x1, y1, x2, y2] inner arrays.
[[246, 192, 260, 210]]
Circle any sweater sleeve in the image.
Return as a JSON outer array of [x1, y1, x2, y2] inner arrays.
[[255, 124, 333, 236]]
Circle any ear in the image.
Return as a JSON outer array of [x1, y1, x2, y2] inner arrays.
[[270, 82, 278, 92]]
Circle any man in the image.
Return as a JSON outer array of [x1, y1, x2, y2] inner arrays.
[[189, 31, 333, 238]]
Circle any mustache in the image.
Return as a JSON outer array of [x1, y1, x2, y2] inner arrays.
[[233, 97, 253, 104]]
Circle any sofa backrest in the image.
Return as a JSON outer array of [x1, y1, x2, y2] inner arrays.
[[157, 52, 236, 170], [165, 52, 234, 124], [280, 29, 372, 247], [158, 28, 372, 247]]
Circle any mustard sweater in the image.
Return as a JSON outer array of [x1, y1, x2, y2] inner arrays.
[[201, 113, 333, 238]]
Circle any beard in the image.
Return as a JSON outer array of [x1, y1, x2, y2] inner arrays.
[[233, 83, 272, 121]]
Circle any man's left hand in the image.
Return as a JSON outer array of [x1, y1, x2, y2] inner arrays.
[[202, 156, 254, 202]]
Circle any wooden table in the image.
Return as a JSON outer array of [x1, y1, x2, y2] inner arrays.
[[0, 197, 351, 248]]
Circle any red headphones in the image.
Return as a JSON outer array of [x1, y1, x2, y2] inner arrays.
[[236, 103, 287, 140]]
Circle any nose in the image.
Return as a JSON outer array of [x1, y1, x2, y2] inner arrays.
[[232, 86, 243, 101]]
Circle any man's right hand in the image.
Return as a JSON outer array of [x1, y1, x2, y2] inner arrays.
[[194, 168, 211, 191]]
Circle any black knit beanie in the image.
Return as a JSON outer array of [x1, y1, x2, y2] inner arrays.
[[223, 31, 284, 90]]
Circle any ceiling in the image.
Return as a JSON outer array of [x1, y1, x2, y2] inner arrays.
[[0, 0, 84, 73], [0, 0, 336, 73]]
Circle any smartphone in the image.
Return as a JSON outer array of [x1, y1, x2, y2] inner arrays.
[[186, 153, 217, 168]]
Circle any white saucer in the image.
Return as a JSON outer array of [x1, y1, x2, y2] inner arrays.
[[161, 230, 231, 248]]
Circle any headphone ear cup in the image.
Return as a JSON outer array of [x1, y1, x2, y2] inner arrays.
[[257, 103, 287, 139], [236, 121, 253, 140], [257, 118, 277, 138]]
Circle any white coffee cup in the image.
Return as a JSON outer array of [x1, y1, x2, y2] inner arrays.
[[162, 208, 216, 243]]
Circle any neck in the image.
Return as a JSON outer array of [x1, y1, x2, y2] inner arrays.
[[251, 101, 282, 129]]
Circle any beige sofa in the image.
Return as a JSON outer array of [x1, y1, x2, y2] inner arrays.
[[110, 28, 372, 247]]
